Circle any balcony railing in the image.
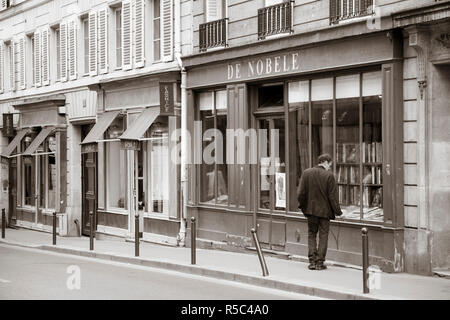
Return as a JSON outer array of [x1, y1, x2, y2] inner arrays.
[[330, 0, 375, 24], [258, 1, 294, 40], [199, 18, 228, 52]]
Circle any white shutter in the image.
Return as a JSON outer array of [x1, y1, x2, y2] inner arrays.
[[121, 0, 132, 70], [98, 9, 108, 74], [10, 43, 15, 91], [161, 0, 173, 62], [60, 21, 68, 82], [34, 32, 42, 87], [0, 42, 4, 94], [19, 36, 26, 90], [68, 19, 77, 80], [206, 0, 222, 22], [42, 28, 50, 85], [134, 0, 145, 68], [89, 11, 98, 76]]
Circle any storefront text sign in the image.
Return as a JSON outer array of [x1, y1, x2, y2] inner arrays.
[[160, 82, 174, 115], [227, 53, 300, 81], [2, 113, 14, 137]]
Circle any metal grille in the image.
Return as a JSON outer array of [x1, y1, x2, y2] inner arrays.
[[199, 18, 228, 52], [258, 1, 293, 40], [330, 0, 374, 24]]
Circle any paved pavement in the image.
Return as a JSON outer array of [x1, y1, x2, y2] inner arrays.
[[0, 228, 449, 300], [0, 245, 319, 300]]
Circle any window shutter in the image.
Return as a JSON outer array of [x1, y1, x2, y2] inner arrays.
[[68, 19, 77, 80], [134, 0, 145, 68], [206, 0, 221, 22], [161, 0, 173, 62], [0, 42, 4, 94], [34, 32, 41, 87], [98, 9, 108, 74], [60, 21, 68, 82], [19, 36, 26, 90], [89, 11, 98, 76], [121, 0, 132, 70], [42, 28, 50, 86], [10, 43, 15, 91]]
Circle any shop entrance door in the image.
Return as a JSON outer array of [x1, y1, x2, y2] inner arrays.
[[8, 158, 17, 225], [81, 152, 97, 236], [256, 117, 286, 250]]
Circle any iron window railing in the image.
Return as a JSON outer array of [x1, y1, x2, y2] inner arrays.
[[258, 1, 294, 40], [199, 18, 228, 52], [330, 0, 375, 24]]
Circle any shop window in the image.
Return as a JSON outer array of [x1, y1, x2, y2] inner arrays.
[[22, 131, 38, 207], [198, 90, 228, 205], [288, 71, 384, 223], [38, 135, 57, 210], [147, 121, 169, 215], [106, 116, 128, 210]]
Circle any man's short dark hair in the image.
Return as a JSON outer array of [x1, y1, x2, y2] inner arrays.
[[318, 154, 332, 164]]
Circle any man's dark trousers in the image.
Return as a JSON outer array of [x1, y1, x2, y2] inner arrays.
[[307, 215, 330, 264]]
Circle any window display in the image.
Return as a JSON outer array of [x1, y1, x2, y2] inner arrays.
[[288, 71, 384, 222]]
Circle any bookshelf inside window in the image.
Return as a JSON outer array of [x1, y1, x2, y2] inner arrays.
[[335, 95, 383, 222]]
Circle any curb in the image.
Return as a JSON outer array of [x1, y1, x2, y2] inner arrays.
[[0, 239, 389, 300]]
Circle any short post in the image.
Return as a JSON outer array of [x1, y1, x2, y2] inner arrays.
[[1, 209, 5, 239], [191, 217, 196, 265], [89, 210, 94, 251], [362, 227, 369, 294], [251, 228, 269, 277], [135, 214, 139, 257], [52, 212, 57, 245]]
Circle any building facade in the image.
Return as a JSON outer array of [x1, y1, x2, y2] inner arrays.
[[0, 0, 183, 245], [180, 0, 450, 275]]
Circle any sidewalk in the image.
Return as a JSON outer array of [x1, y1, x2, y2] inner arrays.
[[1, 228, 449, 300]]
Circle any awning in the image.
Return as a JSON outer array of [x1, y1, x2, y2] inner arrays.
[[81, 110, 121, 145], [22, 127, 54, 156], [1, 129, 30, 158], [119, 107, 159, 141]]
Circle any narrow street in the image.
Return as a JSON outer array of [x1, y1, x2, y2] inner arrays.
[[0, 244, 319, 300]]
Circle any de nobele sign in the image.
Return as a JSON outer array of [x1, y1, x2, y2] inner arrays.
[[227, 52, 300, 81]]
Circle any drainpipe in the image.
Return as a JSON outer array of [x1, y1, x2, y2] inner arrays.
[[174, 0, 187, 247]]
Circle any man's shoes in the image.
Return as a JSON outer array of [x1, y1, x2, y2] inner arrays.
[[308, 263, 316, 270], [315, 263, 327, 270]]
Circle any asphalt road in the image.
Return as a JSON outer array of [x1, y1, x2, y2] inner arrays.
[[0, 244, 320, 300]]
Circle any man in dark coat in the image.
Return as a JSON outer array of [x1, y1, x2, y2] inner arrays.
[[297, 154, 343, 270]]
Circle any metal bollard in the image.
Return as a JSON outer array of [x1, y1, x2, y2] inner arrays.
[[362, 227, 369, 294], [52, 212, 57, 245], [191, 217, 196, 265], [251, 228, 269, 277], [135, 214, 139, 257], [89, 211, 94, 251], [2, 209, 5, 239]]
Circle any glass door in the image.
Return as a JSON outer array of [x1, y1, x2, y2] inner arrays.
[[257, 116, 286, 249]]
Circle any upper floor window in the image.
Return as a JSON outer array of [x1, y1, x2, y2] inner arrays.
[[199, 0, 228, 52], [330, 0, 375, 24], [55, 28, 61, 80], [258, 0, 294, 40], [115, 8, 122, 68], [153, 0, 161, 61], [83, 18, 89, 75]]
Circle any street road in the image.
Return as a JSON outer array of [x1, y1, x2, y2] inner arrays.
[[0, 244, 320, 300]]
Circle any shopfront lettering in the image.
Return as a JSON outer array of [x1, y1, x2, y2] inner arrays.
[[227, 53, 300, 81]]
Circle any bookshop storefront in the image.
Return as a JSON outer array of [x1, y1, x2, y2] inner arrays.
[[184, 30, 405, 272], [85, 73, 181, 245]]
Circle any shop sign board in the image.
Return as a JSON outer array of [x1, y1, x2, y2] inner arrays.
[[2, 113, 14, 137], [160, 82, 174, 115]]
